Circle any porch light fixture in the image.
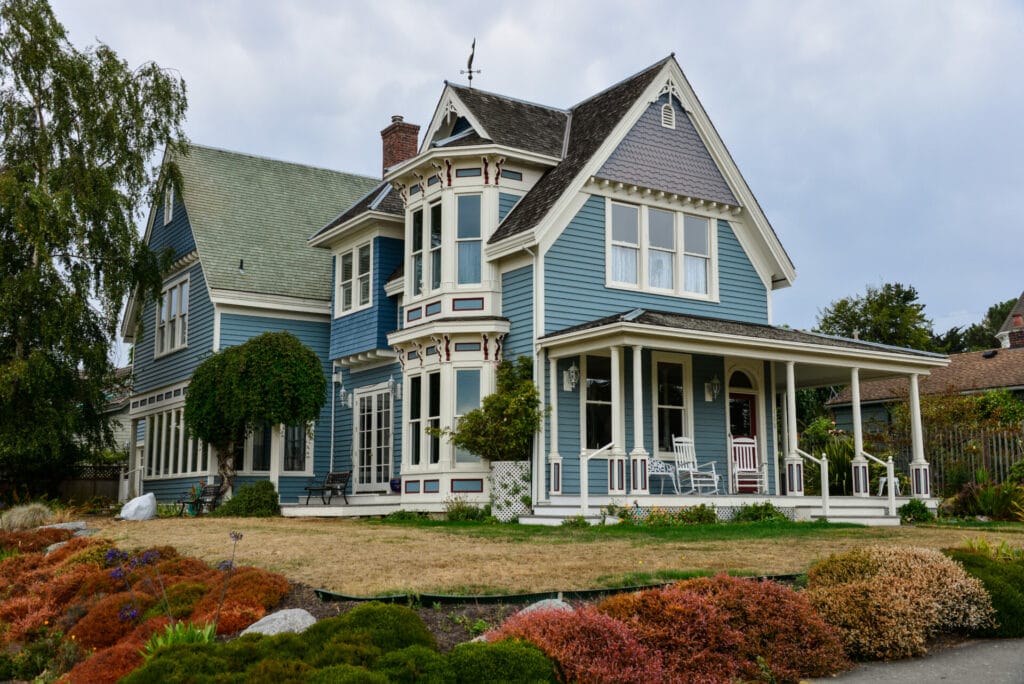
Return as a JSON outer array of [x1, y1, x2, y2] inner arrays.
[[563, 362, 580, 392], [704, 374, 721, 402], [338, 385, 352, 409], [387, 374, 400, 396]]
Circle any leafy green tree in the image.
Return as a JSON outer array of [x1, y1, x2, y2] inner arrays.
[[0, 0, 187, 492], [184, 332, 326, 493], [816, 282, 935, 351], [433, 356, 545, 462], [962, 298, 1016, 351]]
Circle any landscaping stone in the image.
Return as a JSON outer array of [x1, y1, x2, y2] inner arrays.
[[41, 521, 87, 531], [120, 493, 157, 521], [45, 541, 67, 554], [517, 597, 573, 614], [240, 608, 316, 636]]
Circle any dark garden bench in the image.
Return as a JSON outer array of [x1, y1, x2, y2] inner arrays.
[[176, 483, 223, 516], [304, 471, 351, 505]]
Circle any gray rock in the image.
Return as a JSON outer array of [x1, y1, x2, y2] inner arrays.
[[45, 541, 67, 555], [517, 598, 574, 615], [240, 609, 316, 637], [73, 528, 97, 537], [120, 493, 157, 521], [41, 521, 88, 531]]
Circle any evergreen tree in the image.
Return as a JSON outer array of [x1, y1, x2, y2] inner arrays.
[[816, 282, 935, 351]]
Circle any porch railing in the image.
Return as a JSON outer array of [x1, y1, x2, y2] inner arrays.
[[852, 450, 896, 516], [796, 449, 829, 519], [579, 442, 614, 518]]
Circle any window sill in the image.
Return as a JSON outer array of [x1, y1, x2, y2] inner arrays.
[[335, 304, 372, 319], [604, 281, 718, 303], [153, 344, 189, 360]]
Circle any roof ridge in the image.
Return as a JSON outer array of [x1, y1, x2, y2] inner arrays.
[[447, 82, 569, 114], [568, 54, 674, 111], [181, 142, 377, 182]]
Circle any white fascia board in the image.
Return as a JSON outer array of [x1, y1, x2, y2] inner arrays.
[[208, 288, 330, 317], [541, 321, 948, 375], [383, 277, 404, 298], [308, 212, 403, 249], [420, 87, 491, 154], [387, 318, 511, 347], [385, 144, 559, 184]]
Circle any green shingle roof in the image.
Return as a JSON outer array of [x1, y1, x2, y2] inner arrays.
[[177, 145, 379, 301]]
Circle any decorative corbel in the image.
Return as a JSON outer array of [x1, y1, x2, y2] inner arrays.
[[413, 171, 427, 193], [443, 335, 451, 362], [411, 341, 424, 367], [393, 181, 409, 208], [393, 346, 407, 371], [494, 157, 505, 186], [430, 162, 444, 187], [444, 159, 452, 187], [430, 335, 445, 362], [482, 333, 489, 361], [482, 157, 490, 185], [494, 333, 507, 363]]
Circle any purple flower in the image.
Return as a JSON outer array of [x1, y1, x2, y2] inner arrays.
[[110, 566, 127, 582], [118, 606, 138, 622], [217, 560, 234, 572], [141, 550, 160, 565], [229, 531, 243, 542], [105, 548, 128, 566]]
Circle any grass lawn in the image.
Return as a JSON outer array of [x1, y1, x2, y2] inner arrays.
[[92, 517, 1024, 596]]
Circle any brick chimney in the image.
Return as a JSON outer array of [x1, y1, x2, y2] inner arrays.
[[1010, 313, 1024, 349], [380, 115, 419, 177]]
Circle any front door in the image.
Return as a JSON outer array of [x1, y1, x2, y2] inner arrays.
[[354, 388, 392, 493], [729, 392, 758, 493]]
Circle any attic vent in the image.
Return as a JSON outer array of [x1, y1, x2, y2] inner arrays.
[[661, 103, 675, 129]]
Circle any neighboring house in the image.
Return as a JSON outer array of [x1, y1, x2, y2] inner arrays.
[[995, 292, 1024, 349], [830, 322, 1024, 432], [125, 55, 949, 520], [121, 145, 379, 501], [104, 366, 132, 456]]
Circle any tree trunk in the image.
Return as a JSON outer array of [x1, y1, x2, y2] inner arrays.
[[216, 442, 236, 497]]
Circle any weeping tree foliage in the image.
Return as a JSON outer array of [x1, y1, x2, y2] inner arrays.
[[0, 0, 187, 492], [184, 332, 326, 494], [433, 356, 545, 462]]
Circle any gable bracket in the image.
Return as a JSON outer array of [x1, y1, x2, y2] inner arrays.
[[655, 78, 689, 112]]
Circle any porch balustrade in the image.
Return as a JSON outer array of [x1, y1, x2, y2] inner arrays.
[[853, 450, 897, 517], [579, 442, 614, 517], [795, 449, 829, 518]]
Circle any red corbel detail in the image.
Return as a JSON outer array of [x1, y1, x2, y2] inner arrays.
[[482, 157, 490, 185], [494, 333, 506, 363], [412, 341, 424, 367], [393, 346, 406, 371], [494, 157, 505, 185], [482, 333, 489, 361], [444, 335, 451, 362], [445, 159, 452, 186]]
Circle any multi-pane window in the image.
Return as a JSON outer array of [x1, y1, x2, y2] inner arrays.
[[251, 422, 272, 471], [427, 372, 441, 464], [355, 389, 392, 490], [456, 195, 481, 285], [585, 356, 612, 450], [429, 203, 442, 290], [339, 243, 371, 314], [284, 424, 309, 472], [409, 376, 422, 466], [607, 200, 713, 297], [411, 209, 424, 296], [454, 369, 481, 463], [156, 278, 188, 356], [655, 361, 686, 452], [407, 371, 441, 468], [144, 408, 208, 477]]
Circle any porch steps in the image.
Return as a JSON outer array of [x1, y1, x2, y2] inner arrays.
[[282, 493, 402, 518], [801, 502, 902, 527]]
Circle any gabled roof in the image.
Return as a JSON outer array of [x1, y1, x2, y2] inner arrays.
[[310, 181, 403, 243], [174, 145, 379, 301], [442, 84, 568, 158], [997, 291, 1024, 337], [829, 347, 1024, 405], [490, 57, 671, 243]]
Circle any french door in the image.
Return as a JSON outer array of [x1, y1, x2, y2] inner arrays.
[[354, 388, 392, 492]]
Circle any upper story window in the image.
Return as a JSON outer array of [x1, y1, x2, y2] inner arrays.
[[163, 186, 174, 225], [410, 203, 443, 297], [456, 194, 481, 285], [607, 200, 713, 298], [338, 242, 372, 314], [155, 276, 188, 356]]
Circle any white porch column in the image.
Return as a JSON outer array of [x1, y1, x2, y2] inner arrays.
[[629, 345, 649, 494], [548, 354, 562, 496], [784, 360, 804, 495], [850, 368, 870, 497], [608, 345, 626, 494], [908, 373, 930, 497]]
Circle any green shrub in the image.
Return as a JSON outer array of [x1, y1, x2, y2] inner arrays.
[[141, 621, 216, 660], [444, 495, 487, 522], [307, 664, 389, 683], [144, 581, 209, 620], [374, 645, 453, 684], [211, 481, 280, 517], [305, 603, 436, 655], [244, 658, 315, 684], [121, 644, 232, 683], [559, 515, 590, 528], [732, 501, 788, 522], [447, 640, 557, 683], [383, 509, 427, 523], [0, 503, 52, 531], [947, 550, 1024, 637], [898, 498, 934, 523], [1008, 459, 1024, 485]]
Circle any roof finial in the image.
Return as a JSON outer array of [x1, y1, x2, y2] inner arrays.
[[460, 38, 481, 88]]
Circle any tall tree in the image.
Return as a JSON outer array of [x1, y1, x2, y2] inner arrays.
[[816, 282, 935, 351], [961, 298, 1016, 351], [0, 0, 187, 491]]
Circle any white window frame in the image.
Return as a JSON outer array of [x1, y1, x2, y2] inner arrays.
[[163, 185, 174, 225], [337, 241, 373, 316], [353, 384, 394, 492], [605, 199, 718, 301], [142, 407, 210, 479], [405, 369, 442, 471], [455, 193, 482, 286], [155, 275, 189, 358], [453, 366, 482, 464], [282, 423, 314, 476], [580, 354, 614, 453], [650, 352, 695, 459]]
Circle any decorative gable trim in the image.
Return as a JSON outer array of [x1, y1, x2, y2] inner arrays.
[[421, 87, 491, 154]]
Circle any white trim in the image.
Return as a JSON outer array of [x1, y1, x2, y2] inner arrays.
[[215, 303, 328, 324], [163, 185, 174, 225], [308, 211, 403, 250], [207, 289, 330, 317], [154, 274, 190, 358], [724, 359, 767, 490], [352, 382, 394, 493], [336, 240, 374, 317], [650, 351, 695, 458]]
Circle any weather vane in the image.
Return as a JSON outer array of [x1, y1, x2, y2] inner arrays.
[[460, 38, 481, 88]]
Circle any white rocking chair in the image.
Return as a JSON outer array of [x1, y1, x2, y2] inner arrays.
[[672, 436, 719, 495], [729, 435, 766, 494]]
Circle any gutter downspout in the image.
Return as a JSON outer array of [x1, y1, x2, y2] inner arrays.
[[524, 246, 544, 508], [330, 364, 340, 472]]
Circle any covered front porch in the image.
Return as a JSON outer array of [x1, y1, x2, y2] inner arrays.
[[531, 310, 948, 525]]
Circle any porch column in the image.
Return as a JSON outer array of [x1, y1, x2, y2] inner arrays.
[[548, 355, 562, 496], [784, 361, 804, 495], [127, 418, 140, 500], [608, 345, 627, 494], [908, 373, 930, 497], [629, 345, 649, 494], [850, 368, 870, 497]]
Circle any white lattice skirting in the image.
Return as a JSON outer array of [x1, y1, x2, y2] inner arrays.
[[491, 461, 532, 523]]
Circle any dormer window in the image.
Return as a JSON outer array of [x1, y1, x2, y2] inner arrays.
[[163, 186, 174, 225], [661, 103, 675, 129], [338, 242, 372, 314]]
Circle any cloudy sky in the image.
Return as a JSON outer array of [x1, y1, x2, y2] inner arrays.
[[51, 0, 1024, 356]]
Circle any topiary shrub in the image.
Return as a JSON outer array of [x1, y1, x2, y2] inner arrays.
[[898, 498, 934, 523], [446, 640, 556, 683], [487, 606, 660, 683], [374, 645, 452, 684], [211, 481, 280, 517], [0, 503, 53, 531], [946, 549, 1024, 637]]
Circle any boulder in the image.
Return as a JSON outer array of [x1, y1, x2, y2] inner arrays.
[[518, 597, 574, 614], [120, 493, 157, 521], [240, 608, 316, 637]]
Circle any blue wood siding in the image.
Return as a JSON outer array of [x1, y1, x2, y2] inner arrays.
[[133, 262, 214, 394], [331, 236, 403, 359], [142, 476, 194, 502], [501, 265, 533, 359], [544, 195, 768, 334], [150, 194, 196, 261], [553, 357, 582, 494], [219, 313, 332, 502], [832, 403, 892, 433], [333, 362, 403, 482], [498, 193, 521, 222]]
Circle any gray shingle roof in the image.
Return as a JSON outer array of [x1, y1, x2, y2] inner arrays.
[[597, 97, 737, 205], [542, 308, 946, 359], [490, 57, 672, 244], [312, 181, 403, 240], [445, 84, 567, 158], [176, 145, 379, 301]]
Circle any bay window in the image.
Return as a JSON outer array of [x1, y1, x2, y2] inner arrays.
[[411, 209, 424, 296], [454, 368, 481, 463], [457, 195, 482, 285]]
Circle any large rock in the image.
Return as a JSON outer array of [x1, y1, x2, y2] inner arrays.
[[41, 521, 88, 531], [240, 609, 316, 637], [120, 493, 157, 521]]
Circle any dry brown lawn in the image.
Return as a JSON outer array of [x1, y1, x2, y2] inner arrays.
[[91, 517, 1024, 596]]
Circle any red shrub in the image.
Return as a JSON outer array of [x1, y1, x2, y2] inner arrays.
[[64, 635, 146, 684], [190, 565, 289, 634], [153, 556, 217, 586], [197, 602, 266, 635], [0, 527, 72, 553], [0, 551, 46, 597], [40, 562, 103, 607], [67, 591, 156, 650], [488, 606, 661, 683], [0, 594, 59, 646]]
